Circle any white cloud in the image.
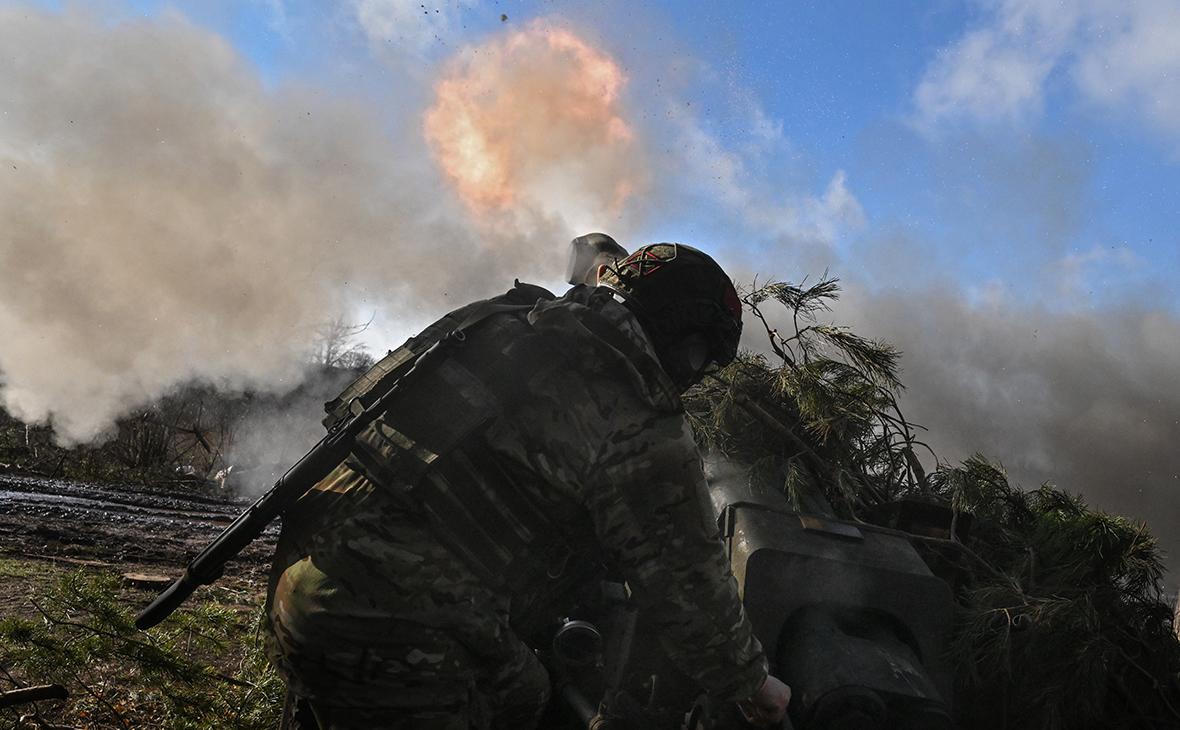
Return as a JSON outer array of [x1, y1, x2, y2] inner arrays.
[[351, 0, 477, 55], [914, 27, 1060, 126], [668, 101, 864, 249], [783, 170, 866, 244], [1072, 1, 1180, 140], [259, 0, 292, 41], [1057, 244, 1145, 300], [670, 106, 762, 222], [914, 0, 1180, 148]]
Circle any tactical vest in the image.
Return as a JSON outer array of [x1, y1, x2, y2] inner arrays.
[[321, 280, 557, 432], [321, 282, 597, 602]]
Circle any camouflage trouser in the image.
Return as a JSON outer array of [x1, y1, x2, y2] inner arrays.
[[265, 470, 551, 730]]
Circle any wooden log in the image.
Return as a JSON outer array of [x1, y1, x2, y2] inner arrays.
[[0, 684, 68, 709], [122, 572, 174, 589]]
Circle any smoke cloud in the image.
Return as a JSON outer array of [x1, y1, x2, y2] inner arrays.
[[834, 285, 1180, 585], [225, 367, 359, 496], [0, 8, 387, 442], [0, 8, 643, 444]]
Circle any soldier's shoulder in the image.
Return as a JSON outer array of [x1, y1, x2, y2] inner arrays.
[[525, 286, 681, 412]]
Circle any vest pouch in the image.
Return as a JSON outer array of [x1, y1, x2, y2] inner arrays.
[[344, 311, 583, 596]]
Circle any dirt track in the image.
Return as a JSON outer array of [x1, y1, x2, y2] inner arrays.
[[0, 472, 277, 580]]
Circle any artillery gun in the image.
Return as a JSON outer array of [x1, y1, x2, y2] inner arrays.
[[543, 480, 958, 730]]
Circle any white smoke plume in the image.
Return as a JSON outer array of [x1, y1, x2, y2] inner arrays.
[[0, 8, 644, 445], [0, 8, 386, 442], [224, 367, 360, 495]]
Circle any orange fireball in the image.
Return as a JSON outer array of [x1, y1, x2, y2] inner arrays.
[[424, 21, 643, 221]]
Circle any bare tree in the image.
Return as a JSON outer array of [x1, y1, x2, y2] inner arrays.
[[310, 315, 375, 371]]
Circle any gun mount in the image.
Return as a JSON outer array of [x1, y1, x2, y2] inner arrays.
[[548, 481, 958, 730], [722, 502, 955, 729]]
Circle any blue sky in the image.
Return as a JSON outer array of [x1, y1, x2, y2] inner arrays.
[[64, 0, 1176, 303], [68, 0, 1177, 307], [4, 0, 1179, 578]]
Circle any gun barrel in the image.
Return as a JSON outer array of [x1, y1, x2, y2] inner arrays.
[[135, 426, 355, 630], [135, 571, 200, 630], [135, 330, 453, 631]]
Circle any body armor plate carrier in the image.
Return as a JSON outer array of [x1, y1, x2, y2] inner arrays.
[[321, 282, 593, 600]]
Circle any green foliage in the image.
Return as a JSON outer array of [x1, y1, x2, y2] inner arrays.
[[0, 567, 282, 729], [685, 277, 1180, 730], [930, 459, 1180, 729], [686, 275, 925, 516]]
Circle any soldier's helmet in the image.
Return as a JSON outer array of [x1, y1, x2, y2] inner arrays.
[[597, 243, 743, 391]]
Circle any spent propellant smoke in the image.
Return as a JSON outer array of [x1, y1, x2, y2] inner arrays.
[[224, 366, 359, 496], [0, 8, 392, 443], [0, 8, 643, 445], [835, 284, 1180, 587]]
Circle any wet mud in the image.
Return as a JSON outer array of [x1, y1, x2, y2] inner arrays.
[[0, 472, 277, 579]]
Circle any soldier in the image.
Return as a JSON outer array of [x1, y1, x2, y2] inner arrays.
[[265, 239, 791, 728]]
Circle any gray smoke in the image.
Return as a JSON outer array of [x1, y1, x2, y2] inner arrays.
[[0, 7, 613, 445], [832, 285, 1180, 587], [223, 366, 359, 496]]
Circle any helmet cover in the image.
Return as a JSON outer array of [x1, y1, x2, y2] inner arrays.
[[598, 243, 742, 388]]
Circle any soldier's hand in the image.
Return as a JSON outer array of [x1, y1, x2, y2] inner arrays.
[[736, 675, 791, 727]]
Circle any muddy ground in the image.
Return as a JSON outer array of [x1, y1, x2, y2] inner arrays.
[[0, 472, 276, 616], [0, 472, 286, 728]]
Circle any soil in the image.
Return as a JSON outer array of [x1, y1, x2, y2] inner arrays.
[[0, 472, 277, 618]]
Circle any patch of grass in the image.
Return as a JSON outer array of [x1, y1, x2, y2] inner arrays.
[[0, 556, 61, 581], [0, 566, 283, 729]]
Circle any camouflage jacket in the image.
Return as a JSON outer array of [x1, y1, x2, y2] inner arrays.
[[280, 284, 768, 701]]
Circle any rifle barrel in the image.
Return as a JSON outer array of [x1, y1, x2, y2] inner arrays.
[[135, 427, 353, 630], [135, 337, 447, 631]]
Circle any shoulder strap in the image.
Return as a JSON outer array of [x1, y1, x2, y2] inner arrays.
[[321, 281, 555, 430]]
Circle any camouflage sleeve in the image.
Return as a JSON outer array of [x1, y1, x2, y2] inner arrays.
[[582, 396, 769, 701]]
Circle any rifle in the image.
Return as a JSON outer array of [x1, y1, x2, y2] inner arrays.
[[135, 340, 440, 630], [140, 232, 619, 630], [135, 272, 564, 631]]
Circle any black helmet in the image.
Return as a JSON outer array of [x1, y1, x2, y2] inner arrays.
[[598, 243, 742, 390]]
